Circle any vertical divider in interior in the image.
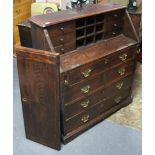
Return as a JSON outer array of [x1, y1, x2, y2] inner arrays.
[[83, 17, 87, 46], [94, 15, 97, 42]]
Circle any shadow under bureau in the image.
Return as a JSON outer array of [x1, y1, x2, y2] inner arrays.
[[16, 3, 139, 150]]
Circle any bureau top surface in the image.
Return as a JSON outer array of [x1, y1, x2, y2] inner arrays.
[[60, 34, 137, 73], [29, 3, 126, 28]]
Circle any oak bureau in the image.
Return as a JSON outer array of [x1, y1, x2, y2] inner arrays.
[[16, 2, 139, 150]]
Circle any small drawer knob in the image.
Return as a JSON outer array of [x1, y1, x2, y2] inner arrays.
[[60, 27, 64, 31], [81, 85, 90, 94], [113, 23, 118, 27], [118, 68, 125, 76], [81, 99, 89, 108], [114, 96, 122, 104], [115, 82, 124, 90], [112, 32, 116, 35], [61, 48, 65, 51], [22, 98, 28, 103], [60, 38, 64, 42], [81, 114, 90, 123], [64, 80, 69, 86], [81, 68, 92, 78], [114, 14, 118, 17], [104, 58, 108, 64], [119, 53, 128, 61]]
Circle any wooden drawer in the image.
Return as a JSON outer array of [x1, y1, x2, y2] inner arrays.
[[105, 9, 125, 21], [65, 46, 136, 86], [106, 75, 133, 95], [103, 19, 123, 33], [63, 88, 130, 134], [104, 29, 122, 39], [64, 72, 104, 104], [105, 60, 135, 84], [54, 42, 76, 54], [48, 21, 75, 37], [51, 32, 75, 47], [66, 57, 109, 86], [64, 87, 106, 119], [106, 46, 137, 67]]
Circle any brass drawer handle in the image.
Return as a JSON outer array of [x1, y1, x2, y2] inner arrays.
[[118, 68, 125, 76], [81, 114, 90, 123], [115, 82, 124, 90], [81, 85, 90, 94], [81, 99, 89, 108], [81, 68, 92, 78], [119, 53, 128, 61], [114, 96, 122, 103]]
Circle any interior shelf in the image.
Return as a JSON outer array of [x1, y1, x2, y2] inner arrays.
[[75, 13, 106, 48]]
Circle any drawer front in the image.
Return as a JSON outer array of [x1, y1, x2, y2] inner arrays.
[[104, 20, 123, 33], [106, 46, 137, 67], [54, 42, 76, 54], [51, 32, 75, 47], [105, 60, 135, 84], [104, 29, 122, 39], [64, 88, 130, 134], [48, 21, 75, 37], [106, 75, 133, 95], [67, 58, 108, 86], [64, 88, 106, 119], [66, 46, 136, 86], [105, 10, 125, 22], [64, 73, 104, 104]]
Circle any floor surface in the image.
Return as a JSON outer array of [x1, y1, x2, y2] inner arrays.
[[13, 59, 142, 155]]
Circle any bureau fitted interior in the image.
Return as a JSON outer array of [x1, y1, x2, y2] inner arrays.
[[16, 3, 139, 150]]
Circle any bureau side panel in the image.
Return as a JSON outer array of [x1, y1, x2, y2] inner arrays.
[[16, 47, 61, 150]]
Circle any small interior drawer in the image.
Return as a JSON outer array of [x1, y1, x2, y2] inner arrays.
[[103, 19, 123, 33], [105, 9, 125, 21], [48, 21, 75, 37], [51, 32, 75, 47], [104, 29, 122, 39], [54, 42, 76, 54]]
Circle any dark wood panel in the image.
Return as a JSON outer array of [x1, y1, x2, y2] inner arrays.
[[16, 47, 61, 150]]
